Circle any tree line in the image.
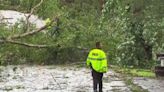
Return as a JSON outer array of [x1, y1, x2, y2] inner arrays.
[[0, 0, 163, 68]]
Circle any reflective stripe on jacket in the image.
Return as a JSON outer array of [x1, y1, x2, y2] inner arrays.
[[86, 49, 108, 73]]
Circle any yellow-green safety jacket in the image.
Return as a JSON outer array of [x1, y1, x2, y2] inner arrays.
[[45, 18, 51, 28], [86, 49, 108, 73]]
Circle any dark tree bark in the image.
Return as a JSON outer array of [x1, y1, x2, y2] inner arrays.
[[99, 0, 105, 11]]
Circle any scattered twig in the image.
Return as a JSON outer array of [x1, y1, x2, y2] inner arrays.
[[0, 16, 13, 25], [50, 73, 62, 91], [27, 0, 44, 19]]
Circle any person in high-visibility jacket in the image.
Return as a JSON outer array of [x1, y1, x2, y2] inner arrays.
[[45, 18, 51, 29], [44, 18, 60, 36], [86, 41, 108, 92]]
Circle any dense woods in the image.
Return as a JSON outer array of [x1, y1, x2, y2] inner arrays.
[[0, 0, 163, 68]]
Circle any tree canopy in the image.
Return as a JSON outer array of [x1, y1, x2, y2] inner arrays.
[[0, 0, 163, 68]]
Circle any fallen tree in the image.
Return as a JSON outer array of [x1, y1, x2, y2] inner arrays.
[[0, 0, 57, 48]]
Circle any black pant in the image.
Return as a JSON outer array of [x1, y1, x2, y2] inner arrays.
[[92, 69, 103, 92]]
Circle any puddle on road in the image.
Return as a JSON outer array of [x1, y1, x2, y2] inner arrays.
[[0, 65, 130, 92]]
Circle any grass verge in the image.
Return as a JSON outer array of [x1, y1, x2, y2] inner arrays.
[[110, 65, 154, 92], [110, 65, 155, 78]]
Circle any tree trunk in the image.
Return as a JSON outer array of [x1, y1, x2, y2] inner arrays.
[[99, 0, 105, 12]]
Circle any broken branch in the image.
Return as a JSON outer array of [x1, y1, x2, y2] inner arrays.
[[27, 0, 44, 19], [6, 40, 51, 48], [7, 19, 54, 40]]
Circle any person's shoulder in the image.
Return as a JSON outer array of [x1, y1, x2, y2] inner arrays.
[[90, 49, 104, 52], [99, 49, 106, 54]]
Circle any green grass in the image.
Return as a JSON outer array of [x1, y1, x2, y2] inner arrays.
[[130, 69, 155, 77], [110, 66, 155, 78], [110, 66, 150, 92]]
